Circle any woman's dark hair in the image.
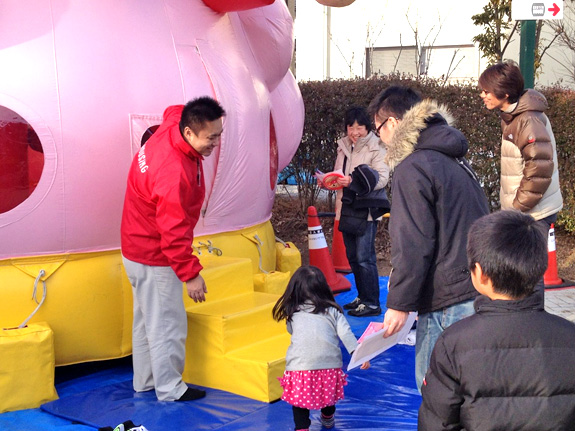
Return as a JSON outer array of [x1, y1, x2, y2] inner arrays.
[[272, 265, 342, 322], [343, 106, 372, 133], [478, 61, 525, 104], [368, 85, 422, 123], [179, 96, 226, 136], [467, 210, 547, 299]]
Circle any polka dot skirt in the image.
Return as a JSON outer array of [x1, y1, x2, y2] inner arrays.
[[279, 368, 347, 410]]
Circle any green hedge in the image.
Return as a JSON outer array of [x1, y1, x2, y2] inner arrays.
[[288, 76, 575, 232]]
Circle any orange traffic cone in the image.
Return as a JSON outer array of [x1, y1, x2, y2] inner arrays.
[[332, 219, 351, 273], [544, 223, 575, 289], [308, 206, 351, 293]]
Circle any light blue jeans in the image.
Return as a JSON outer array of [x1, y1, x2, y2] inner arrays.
[[415, 298, 475, 392]]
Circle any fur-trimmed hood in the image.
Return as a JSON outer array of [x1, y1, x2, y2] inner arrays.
[[384, 99, 469, 171]]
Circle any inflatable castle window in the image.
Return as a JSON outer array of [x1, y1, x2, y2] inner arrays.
[[0, 106, 44, 214]]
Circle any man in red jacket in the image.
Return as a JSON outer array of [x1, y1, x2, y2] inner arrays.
[[121, 97, 225, 402]]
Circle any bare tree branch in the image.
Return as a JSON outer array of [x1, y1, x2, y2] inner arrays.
[[443, 49, 465, 85], [404, 8, 444, 77], [501, 20, 518, 58], [393, 34, 403, 74], [540, 32, 561, 61], [543, 0, 575, 83]]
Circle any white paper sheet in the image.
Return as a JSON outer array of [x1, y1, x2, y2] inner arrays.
[[347, 312, 417, 371]]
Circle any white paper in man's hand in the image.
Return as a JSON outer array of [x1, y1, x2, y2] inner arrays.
[[347, 312, 417, 371]]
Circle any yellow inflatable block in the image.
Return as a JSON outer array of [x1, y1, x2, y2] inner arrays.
[[253, 270, 291, 296], [193, 221, 279, 274], [184, 322, 289, 403], [275, 241, 301, 275], [227, 335, 289, 402], [188, 292, 284, 353], [183, 255, 254, 308], [180, 224, 299, 401], [0, 251, 132, 366], [182, 255, 290, 403], [0, 322, 58, 413], [0, 219, 300, 378]]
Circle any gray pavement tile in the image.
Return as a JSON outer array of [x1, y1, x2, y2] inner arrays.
[[545, 287, 575, 322]]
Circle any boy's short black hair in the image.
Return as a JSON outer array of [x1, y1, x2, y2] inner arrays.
[[368, 85, 422, 123], [179, 96, 225, 136], [467, 210, 548, 299], [343, 106, 372, 133]]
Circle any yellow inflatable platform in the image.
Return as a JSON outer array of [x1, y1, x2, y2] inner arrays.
[[0, 220, 300, 402]]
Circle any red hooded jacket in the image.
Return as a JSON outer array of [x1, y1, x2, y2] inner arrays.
[[121, 105, 204, 282]]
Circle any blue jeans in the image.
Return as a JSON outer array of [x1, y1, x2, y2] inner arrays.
[[342, 221, 379, 307], [415, 298, 475, 392], [538, 212, 558, 230]]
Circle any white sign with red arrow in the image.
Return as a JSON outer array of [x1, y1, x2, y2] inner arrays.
[[512, 0, 564, 20]]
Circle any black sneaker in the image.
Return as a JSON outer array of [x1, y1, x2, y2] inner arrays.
[[343, 297, 361, 310], [176, 387, 206, 401], [348, 304, 382, 317]]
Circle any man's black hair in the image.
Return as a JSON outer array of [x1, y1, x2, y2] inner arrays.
[[467, 210, 548, 299], [179, 96, 225, 136], [368, 86, 422, 123]]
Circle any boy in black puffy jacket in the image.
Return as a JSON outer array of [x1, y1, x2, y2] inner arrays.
[[419, 210, 575, 431]]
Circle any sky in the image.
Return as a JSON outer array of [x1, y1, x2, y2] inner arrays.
[[294, 0, 574, 88]]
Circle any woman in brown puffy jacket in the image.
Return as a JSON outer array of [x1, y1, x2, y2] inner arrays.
[[478, 61, 563, 231]]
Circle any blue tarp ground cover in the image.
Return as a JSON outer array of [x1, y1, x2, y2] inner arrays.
[[0, 275, 421, 431]]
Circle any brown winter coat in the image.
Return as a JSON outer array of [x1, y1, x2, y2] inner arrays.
[[499, 89, 563, 220]]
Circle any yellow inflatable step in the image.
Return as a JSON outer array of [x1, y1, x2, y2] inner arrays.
[[187, 292, 283, 354], [174, 229, 297, 403], [226, 334, 290, 402], [183, 255, 254, 308], [183, 333, 289, 403]]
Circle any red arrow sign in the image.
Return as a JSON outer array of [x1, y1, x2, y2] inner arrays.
[[548, 3, 561, 16]]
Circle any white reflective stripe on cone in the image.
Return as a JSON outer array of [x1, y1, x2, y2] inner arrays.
[[308, 226, 328, 249], [548, 226, 556, 252]]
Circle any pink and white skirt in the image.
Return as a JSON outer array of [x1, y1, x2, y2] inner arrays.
[[279, 368, 347, 410]]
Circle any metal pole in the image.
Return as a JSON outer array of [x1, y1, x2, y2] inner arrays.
[[326, 6, 331, 79], [519, 20, 536, 89]]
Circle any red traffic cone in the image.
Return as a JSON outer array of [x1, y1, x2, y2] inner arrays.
[[544, 223, 575, 289], [308, 206, 351, 293], [332, 219, 351, 273]]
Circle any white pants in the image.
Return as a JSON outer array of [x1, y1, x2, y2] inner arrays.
[[122, 256, 189, 401]]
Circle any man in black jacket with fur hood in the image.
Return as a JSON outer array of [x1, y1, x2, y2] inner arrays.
[[369, 86, 489, 391]]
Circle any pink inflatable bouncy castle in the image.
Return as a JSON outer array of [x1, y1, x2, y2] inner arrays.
[[0, 0, 304, 378]]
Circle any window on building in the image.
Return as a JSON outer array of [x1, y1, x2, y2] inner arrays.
[[366, 44, 478, 83], [366, 46, 419, 77]]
